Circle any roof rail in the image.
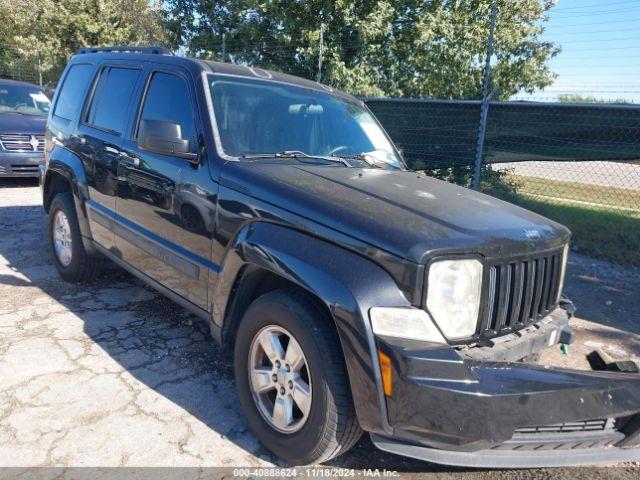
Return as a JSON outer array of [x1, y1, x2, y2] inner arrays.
[[75, 46, 173, 55]]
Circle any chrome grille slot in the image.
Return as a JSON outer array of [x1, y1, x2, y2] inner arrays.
[[36, 135, 45, 151], [11, 165, 40, 173], [480, 248, 564, 339], [0, 134, 44, 152]]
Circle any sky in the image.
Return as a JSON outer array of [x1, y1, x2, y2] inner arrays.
[[519, 0, 640, 103]]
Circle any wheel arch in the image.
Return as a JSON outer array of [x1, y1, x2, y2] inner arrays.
[[43, 170, 72, 213], [43, 147, 94, 246], [212, 221, 411, 435], [221, 264, 310, 350]]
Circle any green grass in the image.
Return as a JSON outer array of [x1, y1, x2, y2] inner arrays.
[[510, 174, 640, 211], [504, 194, 640, 267]]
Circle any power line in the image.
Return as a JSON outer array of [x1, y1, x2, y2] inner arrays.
[[550, 0, 640, 12], [553, 36, 640, 44], [543, 18, 640, 30], [550, 53, 640, 59], [544, 26, 640, 36], [550, 5, 640, 18]]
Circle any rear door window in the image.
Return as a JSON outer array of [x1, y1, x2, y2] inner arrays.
[[86, 66, 140, 134], [53, 64, 94, 120]]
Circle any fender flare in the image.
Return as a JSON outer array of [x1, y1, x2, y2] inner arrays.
[[43, 147, 94, 245], [212, 221, 411, 435]]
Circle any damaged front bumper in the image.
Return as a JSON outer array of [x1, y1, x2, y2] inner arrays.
[[372, 310, 640, 467]]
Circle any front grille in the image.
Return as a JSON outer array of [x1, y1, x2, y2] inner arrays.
[[0, 134, 44, 152], [479, 248, 564, 339]]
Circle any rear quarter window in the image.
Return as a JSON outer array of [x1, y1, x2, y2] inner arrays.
[[53, 64, 94, 121]]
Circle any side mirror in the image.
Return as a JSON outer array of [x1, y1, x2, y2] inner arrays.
[[138, 119, 199, 163]]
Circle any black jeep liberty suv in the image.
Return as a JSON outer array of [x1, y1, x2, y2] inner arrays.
[[41, 46, 640, 467]]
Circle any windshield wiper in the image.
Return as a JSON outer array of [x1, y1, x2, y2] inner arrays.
[[243, 150, 351, 166], [332, 153, 400, 169]]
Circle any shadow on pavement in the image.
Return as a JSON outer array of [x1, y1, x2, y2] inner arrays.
[[564, 254, 640, 335], [0, 202, 267, 463]]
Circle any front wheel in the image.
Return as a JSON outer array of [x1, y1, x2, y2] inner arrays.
[[234, 288, 362, 465]]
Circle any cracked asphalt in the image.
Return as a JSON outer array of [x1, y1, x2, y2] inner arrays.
[[0, 178, 639, 479]]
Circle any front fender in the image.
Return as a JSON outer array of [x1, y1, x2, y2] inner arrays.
[[212, 221, 411, 434], [43, 147, 93, 244]]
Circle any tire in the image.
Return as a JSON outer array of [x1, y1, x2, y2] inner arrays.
[[48, 192, 102, 282], [234, 288, 362, 465]]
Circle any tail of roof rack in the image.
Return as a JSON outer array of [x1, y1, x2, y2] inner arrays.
[[75, 46, 173, 55]]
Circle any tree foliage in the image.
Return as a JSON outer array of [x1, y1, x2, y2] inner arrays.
[[0, 0, 175, 85], [164, 0, 559, 99], [557, 94, 629, 105]]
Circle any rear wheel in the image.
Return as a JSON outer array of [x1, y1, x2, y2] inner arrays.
[[48, 192, 102, 282], [234, 288, 362, 465]]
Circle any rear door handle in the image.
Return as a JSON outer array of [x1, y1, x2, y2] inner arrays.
[[119, 152, 140, 167]]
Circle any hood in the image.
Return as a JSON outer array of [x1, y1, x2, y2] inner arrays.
[[221, 162, 570, 263], [0, 113, 47, 135]]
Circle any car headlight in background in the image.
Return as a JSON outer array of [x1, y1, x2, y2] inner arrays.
[[426, 259, 483, 339], [370, 307, 446, 344]]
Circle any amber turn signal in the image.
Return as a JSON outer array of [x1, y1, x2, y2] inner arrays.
[[378, 350, 393, 397]]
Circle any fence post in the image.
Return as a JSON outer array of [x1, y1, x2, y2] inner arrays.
[[316, 22, 325, 83], [221, 32, 226, 62], [37, 54, 43, 87], [472, 3, 497, 191]]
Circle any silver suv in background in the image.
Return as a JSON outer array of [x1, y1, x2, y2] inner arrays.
[[0, 78, 50, 177]]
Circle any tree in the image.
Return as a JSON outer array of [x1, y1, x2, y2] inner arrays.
[[0, 0, 176, 85], [557, 94, 629, 105], [163, 0, 559, 99]]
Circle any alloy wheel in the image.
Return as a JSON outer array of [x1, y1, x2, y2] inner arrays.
[[53, 210, 73, 267], [248, 325, 312, 433]]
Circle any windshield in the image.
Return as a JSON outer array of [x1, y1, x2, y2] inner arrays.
[[208, 76, 402, 168], [0, 84, 51, 116]]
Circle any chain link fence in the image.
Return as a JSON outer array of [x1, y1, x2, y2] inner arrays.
[[0, 43, 43, 86], [365, 98, 640, 209]]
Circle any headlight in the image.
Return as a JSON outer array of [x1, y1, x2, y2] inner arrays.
[[426, 259, 483, 339], [370, 307, 446, 344], [556, 244, 569, 303]]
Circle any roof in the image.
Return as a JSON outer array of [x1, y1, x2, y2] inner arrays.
[[69, 49, 358, 103], [196, 59, 356, 101]]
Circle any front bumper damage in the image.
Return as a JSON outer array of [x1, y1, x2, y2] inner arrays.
[[372, 310, 640, 467]]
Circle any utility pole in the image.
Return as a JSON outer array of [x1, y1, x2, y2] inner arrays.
[[316, 22, 325, 83], [472, 3, 497, 191]]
